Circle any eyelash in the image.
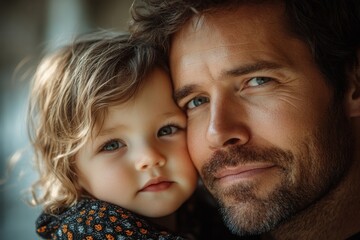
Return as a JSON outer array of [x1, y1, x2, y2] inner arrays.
[[98, 123, 185, 152], [246, 76, 273, 87], [183, 76, 274, 110], [185, 96, 210, 110], [99, 138, 125, 153], [158, 123, 185, 137]]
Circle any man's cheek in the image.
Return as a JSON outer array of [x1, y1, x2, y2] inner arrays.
[[187, 138, 204, 171]]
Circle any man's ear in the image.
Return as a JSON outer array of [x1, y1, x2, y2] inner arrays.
[[346, 49, 360, 117]]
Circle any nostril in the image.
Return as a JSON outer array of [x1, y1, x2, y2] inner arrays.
[[157, 159, 166, 167], [224, 138, 240, 146]]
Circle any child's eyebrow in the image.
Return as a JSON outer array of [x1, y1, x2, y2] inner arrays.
[[96, 124, 125, 137], [95, 111, 183, 138], [98, 128, 117, 137]]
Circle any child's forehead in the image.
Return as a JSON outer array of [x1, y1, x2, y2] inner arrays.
[[89, 101, 134, 136], [95, 84, 179, 129]]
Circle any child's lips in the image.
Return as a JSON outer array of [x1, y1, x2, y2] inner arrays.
[[139, 177, 174, 192]]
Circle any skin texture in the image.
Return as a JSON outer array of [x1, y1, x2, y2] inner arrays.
[[170, 2, 360, 239], [75, 68, 198, 218]]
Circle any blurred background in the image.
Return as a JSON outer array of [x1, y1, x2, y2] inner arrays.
[[0, 0, 133, 238]]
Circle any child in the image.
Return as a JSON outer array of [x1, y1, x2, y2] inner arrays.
[[28, 31, 198, 240]]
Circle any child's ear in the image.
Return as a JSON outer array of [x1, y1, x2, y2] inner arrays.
[[346, 49, 360, 117]]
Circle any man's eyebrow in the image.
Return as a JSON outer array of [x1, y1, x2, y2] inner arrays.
[[174, 84, 197, 104], [224, 61, 282, 77]]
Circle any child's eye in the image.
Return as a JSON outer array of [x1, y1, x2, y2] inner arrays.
[[247, 77, 273, 87], [157, 125, 179, 137], [101, 139, 125, 152], [186, 96, 209, 110]]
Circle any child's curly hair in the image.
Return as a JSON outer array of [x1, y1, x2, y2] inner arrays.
[[27, 31, 167, 214]]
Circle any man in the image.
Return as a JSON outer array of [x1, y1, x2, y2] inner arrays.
[[130, 0, 360, 239]]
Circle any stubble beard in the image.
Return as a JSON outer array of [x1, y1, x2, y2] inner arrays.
[[200, 102, 352, 236]]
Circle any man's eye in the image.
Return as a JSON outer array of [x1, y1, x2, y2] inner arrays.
[[157, 125, 179, 137], [101, 139, 124, 152], [247, 77, 272, 87], [186, 96, 209, 109]]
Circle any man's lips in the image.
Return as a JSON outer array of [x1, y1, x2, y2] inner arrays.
[[214, 163, 276, 182], [139, 177, 174, 192]]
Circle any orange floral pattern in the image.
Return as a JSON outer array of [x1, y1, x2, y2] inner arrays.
[[36, 198, 184, 239]]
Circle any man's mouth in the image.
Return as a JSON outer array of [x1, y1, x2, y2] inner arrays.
[[214, 163, 277, 184]]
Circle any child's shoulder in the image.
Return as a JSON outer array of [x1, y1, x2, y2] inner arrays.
[[36, 198, 186, 240]]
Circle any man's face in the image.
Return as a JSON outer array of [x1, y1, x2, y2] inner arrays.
[[170, 2, 352, 236]]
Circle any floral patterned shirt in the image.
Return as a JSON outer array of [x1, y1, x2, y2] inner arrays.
[[36, 198, 186, 240]]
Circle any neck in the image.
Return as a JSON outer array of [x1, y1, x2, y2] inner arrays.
[[265, 149, 360, 239], [148, 212, 177, 232]]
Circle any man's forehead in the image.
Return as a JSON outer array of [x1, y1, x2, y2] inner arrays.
[[169, 2, 287, 67], [172, 1, 285, 38]]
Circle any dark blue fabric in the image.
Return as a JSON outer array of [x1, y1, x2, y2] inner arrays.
[[36, 198, 185, 240]]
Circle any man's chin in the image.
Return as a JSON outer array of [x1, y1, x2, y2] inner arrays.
[[219, 198, 284, 236], [214, 185, 298, 237]]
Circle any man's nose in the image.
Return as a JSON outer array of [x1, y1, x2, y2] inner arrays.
[[135, 145, 166, 171], [206, 95, 250, 149]]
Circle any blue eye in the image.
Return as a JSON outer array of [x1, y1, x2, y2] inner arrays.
[[157, 125, 179, 137], [247, 77, 272, 87], [101, 139, 124, 152], [186, 96, 209, 109]]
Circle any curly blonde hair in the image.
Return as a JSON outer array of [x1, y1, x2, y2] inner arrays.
[[28, 31, 167, 214]]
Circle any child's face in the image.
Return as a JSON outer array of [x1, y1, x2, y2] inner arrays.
[[75, 68, 198, 217]]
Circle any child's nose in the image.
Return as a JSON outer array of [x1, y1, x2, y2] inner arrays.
[[135, 147, 166, 171]]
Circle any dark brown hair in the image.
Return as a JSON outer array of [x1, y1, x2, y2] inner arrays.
[[130, 0, 360, 98]]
